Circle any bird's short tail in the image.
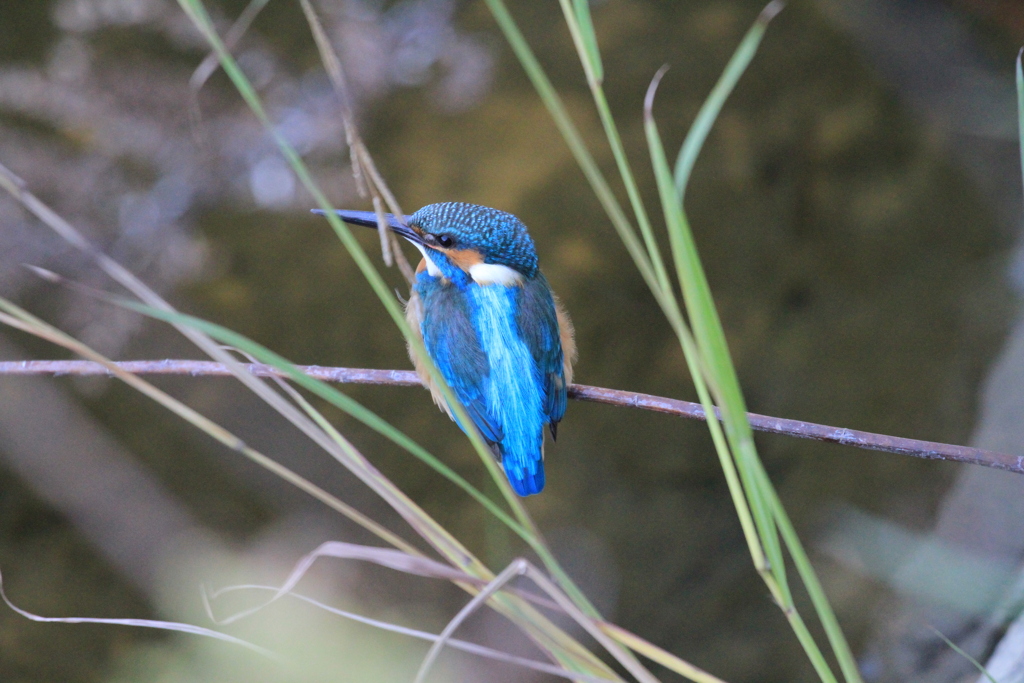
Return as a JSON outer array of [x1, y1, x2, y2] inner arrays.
[[503, 456, 545, 496]]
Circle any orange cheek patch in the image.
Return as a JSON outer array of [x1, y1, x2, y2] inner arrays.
[[444, 248, 484, 272], [416, 258, 428, 274]]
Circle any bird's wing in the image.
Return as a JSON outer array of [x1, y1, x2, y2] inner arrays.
[[416, 276, 503, 445], [515, 273, 569, 429]]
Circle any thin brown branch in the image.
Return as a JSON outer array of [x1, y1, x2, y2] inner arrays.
[[2, 359, 1020, 475]]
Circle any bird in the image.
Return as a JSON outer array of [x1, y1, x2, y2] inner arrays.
[[317, 202, 575, 496]]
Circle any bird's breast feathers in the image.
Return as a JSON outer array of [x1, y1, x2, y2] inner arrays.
[[406, 270, 572, 412]]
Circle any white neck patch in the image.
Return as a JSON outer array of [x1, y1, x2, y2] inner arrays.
[[413, 243, 442, 277], [469, 263, 523, 286]]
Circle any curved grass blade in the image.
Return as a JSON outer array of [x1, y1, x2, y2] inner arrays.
[[659, 4, 865, 678], [483, 0, 669, 308], [646, 68, 850, 683], [645, 68, 784, 587], [209, 541, 486, 627], [674, 1, 784, 197], [647, 32, 863, 683]]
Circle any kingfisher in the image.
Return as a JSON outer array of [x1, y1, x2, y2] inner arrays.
[[318, 202, 575, 496]]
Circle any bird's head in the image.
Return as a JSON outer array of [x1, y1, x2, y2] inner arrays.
[[319, 202, 539, 286]]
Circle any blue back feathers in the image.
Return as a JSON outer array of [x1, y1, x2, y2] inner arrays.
[[416, 274, 503, 445], [410, 203, 566, 496], [517, 273, 568, 428]]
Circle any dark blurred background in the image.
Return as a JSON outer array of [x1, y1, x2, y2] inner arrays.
[[0, 0, 1023, 682]]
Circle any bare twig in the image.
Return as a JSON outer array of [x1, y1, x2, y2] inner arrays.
[[413, 560, 532, 683], [1, 359, 1019, 474]]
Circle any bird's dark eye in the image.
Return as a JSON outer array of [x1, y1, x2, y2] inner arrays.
[[436, 234, 454, 248]]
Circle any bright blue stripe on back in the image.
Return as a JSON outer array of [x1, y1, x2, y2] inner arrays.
[[414, 273, 502, 444], [469, 285, 546, 495]]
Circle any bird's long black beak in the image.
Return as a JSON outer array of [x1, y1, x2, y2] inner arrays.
[[312, 209, 422, 245]]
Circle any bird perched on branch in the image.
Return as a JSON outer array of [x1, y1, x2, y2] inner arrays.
[[319, 202, 575, 496]]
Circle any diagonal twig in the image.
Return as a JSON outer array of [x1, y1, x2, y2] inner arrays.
[[1, 359, 1019, 475], [413, 560, 533, 683]]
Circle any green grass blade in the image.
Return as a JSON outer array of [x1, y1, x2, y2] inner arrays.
[[645, 71, 783, 583], [573, 0, 603, 84], [664, 3, 862, 676], [673, 1, 783, 197], [483, 0, 671, 306], [552, 0, 678, 302], [647, 72, 854, 683], [653, 19, 863, 675], [785, 608, 841, 683], [773, 491, 863, 683], [591, 77, 677, 299], [561, 0, 603, 87]]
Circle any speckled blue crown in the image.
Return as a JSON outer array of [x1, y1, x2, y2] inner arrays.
[[409, 202, 539, 276]]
